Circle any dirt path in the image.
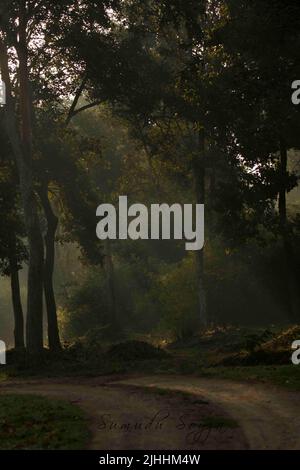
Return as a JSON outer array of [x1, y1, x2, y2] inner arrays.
[[1, 375, 300, 450], [118, 375, 300, 450]]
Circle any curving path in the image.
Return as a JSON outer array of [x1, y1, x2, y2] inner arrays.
[[1, 375, 300, 449], [118, 375, 300, 450]]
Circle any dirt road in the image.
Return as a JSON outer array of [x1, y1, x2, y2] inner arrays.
[[119, 375, 300, 450], [1, 375, 299, 450]]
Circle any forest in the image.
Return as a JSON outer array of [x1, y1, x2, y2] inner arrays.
[[0, 0, 300, 456], [0, 0, 300, 452]]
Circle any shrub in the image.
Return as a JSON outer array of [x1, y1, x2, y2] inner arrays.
[[107, 340, 169, 361]]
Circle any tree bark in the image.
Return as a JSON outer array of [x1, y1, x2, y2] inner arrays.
[[104, 240, 118, 330], [192, 128, 207, 328], [279, 138, 300, 322], [9, 254, 25, 350], [0, 15, 44, 353], [279, 139, 287, 229], [39, 186, 61, 351], [19, 5, 44, 353]]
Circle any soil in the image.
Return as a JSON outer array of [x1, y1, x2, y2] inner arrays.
[[1, 374, 299, 450]]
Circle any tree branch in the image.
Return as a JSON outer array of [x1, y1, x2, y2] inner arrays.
[[65, 76, 88, 125], [69, 100, 102, 119]]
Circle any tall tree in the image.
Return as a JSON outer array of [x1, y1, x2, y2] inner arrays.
[[216, 0, 300, 320], [63, 0, 216, 326], [0, 151, 26, 350], [0, 34, 44, 353]]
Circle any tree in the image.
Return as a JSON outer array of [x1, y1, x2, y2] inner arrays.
[[0, 142, 26, 350], [0, 2, 46, 352], [62, 0, 216, 326], [0, 0, 118, 351], [215, 0, 300, 320]]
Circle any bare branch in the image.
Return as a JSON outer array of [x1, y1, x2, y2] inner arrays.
[[68, 100, 102, 120], [65, 76, 88, 125]]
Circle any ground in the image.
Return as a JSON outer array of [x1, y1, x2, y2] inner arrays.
[[0, 393, 89, 449], [1, 327, 300, 450], [1, 373, 300, 450]]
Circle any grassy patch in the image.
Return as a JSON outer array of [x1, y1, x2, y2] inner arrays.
[[200, 416, 238, 429], [0, 341, 175, 380], [1, 327, 300, 395], [0, 394, 90, 450], [0, 371, 9, 382], [199, 365, 300, 390]]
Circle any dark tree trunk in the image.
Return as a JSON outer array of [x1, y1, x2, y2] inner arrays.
[[19, 9, 44, 353], [104, 240, 118, 330], [0, 13, 44, 354], [192, 128, 207, 328], [9, 255, 25, 350], [279, 139, 287, 228], [279, 138, 300, 322], [39, 186, 61, 351]]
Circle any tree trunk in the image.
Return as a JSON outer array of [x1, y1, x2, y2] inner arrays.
[[192, 128, 207, 328], [19, 16, 45, 354], [9, 255, 25, 350], [279, 139, 287, 229], [39, 186, 61, 351], [104, 240, 118, 330], [0, 19, 44, 353], [279, 138, 300, 322]]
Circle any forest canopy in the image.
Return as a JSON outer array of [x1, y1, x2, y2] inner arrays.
[[0, 0, 299, 353]]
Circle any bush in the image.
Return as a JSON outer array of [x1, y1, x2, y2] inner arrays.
[[58, 268, 112, 340], [107, 340, 169, 361], [262, 325, 300, 351], [155, 256, 199, 340], [217, 325, 300, 366]]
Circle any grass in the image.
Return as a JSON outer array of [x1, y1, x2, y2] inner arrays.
[[2, 356, 300, 391], [200, 416, 238, 429], [0, 371, 9, 382], [199, 365, 300, 391], [2, 326, 300, 393], [0, 394, 90, 450]]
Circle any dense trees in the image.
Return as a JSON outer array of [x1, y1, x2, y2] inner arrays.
[[0, 1, 299, 350], [0, 0, 112, 351], [216, 0, 300, 320]]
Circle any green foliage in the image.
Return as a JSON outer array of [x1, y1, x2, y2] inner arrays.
[[60, 252, 201, 342], [0, 394, 89, 450], [35, 108, 103, 264], [242, 331, 273, 353], [263, 325, 300, 351], [107, 340, 168, 361], [1, 0, 300, 358], [200, 365, 300, 391], [59, 268, 112, 339], [155, 256, 199, 340], [200, 415, 238, 429], [0, 153, 27, 276], [211, 325, 300, 367]]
